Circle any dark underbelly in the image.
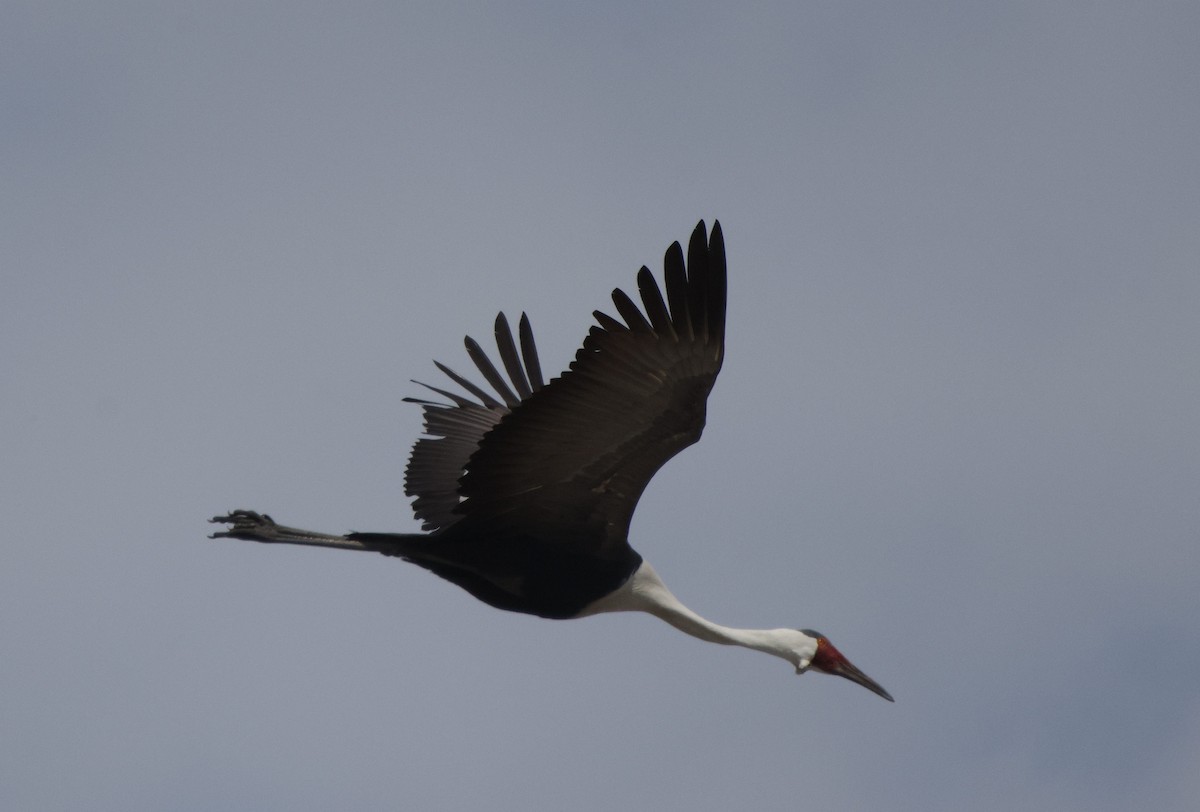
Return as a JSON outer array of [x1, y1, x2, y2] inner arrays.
[[405, 532, 642, 619]]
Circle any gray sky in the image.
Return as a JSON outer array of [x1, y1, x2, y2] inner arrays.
[[3, 2, 1198, 810]]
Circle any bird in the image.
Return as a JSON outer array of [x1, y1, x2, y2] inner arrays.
[[210, 220, 893, 702]]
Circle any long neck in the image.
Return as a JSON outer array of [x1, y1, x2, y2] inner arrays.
[[579, 561, 814, 669]]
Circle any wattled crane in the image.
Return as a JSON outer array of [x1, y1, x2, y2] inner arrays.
[[211, 221, 892, 701]]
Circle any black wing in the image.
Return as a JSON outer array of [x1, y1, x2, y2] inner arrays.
[[405, 221, 726, 542], [403, 312, 544, 531]]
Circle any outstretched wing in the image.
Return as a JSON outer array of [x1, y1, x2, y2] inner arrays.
[[404, 312, 544, 531], [458, 220, 726, 542], [405, 221, 726, 538]]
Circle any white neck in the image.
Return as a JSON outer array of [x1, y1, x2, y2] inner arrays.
[[578, 561, 818, 672]]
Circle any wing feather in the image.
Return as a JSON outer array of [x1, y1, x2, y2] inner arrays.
[[663, 241, 692, 340], [518, 314, 544, 391], [465, 336, 520, 408], [592, 311, 627, 332], [637, 266, 675, 337], [611, 287, 654, 332], [493, 314, 533, 400], [433, 360, 502, 409]]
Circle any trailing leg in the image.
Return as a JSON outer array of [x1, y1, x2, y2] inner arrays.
[[209, 510, 373, 552]]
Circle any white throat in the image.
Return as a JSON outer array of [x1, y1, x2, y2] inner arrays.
[[578, 561, 818, 672]]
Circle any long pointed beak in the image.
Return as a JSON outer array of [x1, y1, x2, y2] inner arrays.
[[829, 656, 894, 702], [808, 635, 894, 702]]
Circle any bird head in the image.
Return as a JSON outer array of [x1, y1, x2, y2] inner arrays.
[[797, 629, 893, 702]]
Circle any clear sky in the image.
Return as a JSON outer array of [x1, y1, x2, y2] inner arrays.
[[3, 2, 1198, 810]]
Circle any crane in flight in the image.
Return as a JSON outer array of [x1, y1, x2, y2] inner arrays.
[[211, 221, 892, 701]]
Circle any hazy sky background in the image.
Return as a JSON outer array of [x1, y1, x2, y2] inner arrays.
[[3, 3, 1198, 810]]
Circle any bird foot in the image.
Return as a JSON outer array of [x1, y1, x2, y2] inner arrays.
[[209, 509, 279, 541]]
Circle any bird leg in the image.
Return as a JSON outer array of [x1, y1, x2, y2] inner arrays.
[[209, 510, 370, 552]]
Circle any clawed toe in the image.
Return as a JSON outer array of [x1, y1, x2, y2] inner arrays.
[[209, 510, 277, 539]]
